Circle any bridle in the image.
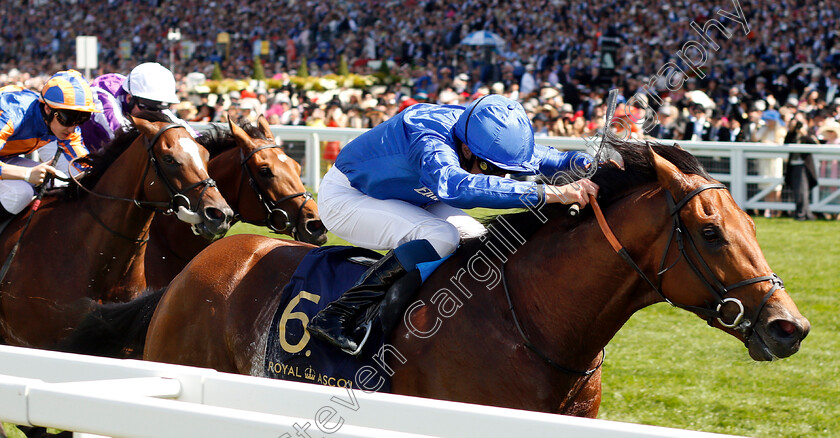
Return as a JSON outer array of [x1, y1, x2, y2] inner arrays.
[[498, 181, 783, 378], [239, 144, 313, 239], [70, 124, 218, 231], [590, 183, 784, 340]]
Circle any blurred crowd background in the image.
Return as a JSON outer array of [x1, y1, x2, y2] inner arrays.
[[1, 0, 839, 150]]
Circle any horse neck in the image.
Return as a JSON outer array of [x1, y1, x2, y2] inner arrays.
[[208, 148, 245, 212], [503, 186, 671, 370], [80, 138, 157, 283]]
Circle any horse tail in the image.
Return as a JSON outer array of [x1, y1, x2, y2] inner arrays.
[[56, 287, 166, 359]]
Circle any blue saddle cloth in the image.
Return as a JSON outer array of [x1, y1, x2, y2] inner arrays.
[[264, 245, 391, 391]]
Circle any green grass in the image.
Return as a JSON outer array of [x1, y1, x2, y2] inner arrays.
[[5, 216, 837, 437], [597, 217, 840, 437], [235, 215, 839, 437]]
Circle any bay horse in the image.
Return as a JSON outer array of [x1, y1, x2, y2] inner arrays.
[[137, 116, 326, 289], [0, 113, 232, 348], [65, 141, 809, 417]]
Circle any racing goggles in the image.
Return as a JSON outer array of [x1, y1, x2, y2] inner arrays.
[[54, 109, 91, 127], [135, 97, 170, 112]]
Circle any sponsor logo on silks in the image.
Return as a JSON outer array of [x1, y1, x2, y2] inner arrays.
[[414, 186, 439, 200]]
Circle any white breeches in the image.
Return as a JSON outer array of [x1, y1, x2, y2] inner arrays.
[[0, 142, 79, 214], [0, 155, 38, 214], [318, 166, 486, 257]]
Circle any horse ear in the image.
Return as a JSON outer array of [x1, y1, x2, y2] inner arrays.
[[257, 114, 274, 141], [228, 116, 250, 146], [133, 116, 157, 138], [649, 145, 691, 198]]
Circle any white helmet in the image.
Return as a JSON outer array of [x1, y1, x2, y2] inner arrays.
[[122, 62, 180, 105]]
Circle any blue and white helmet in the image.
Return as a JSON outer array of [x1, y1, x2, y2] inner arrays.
[[454, 95, 538, 173]]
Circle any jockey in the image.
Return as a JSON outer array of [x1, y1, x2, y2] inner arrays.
[[80, 62, 197, 152], [308, 94, 600, 353], [0, 70, 97, 220]]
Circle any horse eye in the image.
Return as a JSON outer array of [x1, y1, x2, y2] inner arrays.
[[259, 167, 273, 178], [702, 225, 721, 242], [162, 155, 178, 165]]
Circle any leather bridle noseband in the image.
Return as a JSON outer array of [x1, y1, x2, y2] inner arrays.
[[70, 123, 218, 227], [239, 144, 313, 239], [591, 183, 784, 339], [498, 181, 784, 378]]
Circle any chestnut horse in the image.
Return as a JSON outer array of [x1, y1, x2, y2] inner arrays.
[[137, 116, 326, 289], [66, 142, 810, 417], [0, 113, 232, 348]]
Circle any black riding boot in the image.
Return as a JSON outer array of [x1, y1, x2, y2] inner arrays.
[[0, 204, 14, 223], [374, 269, 423, 337], [307, 250, 406, 353]]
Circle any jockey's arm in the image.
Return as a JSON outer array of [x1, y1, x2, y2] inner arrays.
[[532, 143, 593, 181], [416, 138, 598, 209]]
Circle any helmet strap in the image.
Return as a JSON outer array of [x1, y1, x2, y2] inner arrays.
[[40, 103, 57, 136], [126, 94, 139, 114], [455, 138, 477, 171]]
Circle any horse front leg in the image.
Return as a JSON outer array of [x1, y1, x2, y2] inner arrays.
[[557, 368, 602, 418]]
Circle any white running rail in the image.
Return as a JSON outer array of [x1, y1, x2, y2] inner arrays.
[[194, 123, 840, 214], [0, 345, 743, 438]]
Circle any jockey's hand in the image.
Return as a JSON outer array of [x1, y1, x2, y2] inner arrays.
[[24, 163, 58, 185], [545, 179, 600, 207]]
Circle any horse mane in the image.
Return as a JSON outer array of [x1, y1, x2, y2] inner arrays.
[[197, 122, 269, 159], [62, 111, 174, 202], [462, 140, 712, 255]]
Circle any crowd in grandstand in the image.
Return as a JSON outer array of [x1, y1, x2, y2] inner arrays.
[[1, 0, 839, 219], [2, 0, 840, 133]]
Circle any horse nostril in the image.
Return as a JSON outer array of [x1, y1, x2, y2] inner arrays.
[[769, 319, 799, 340], [305, 219, 325, 235], [204, 207, 224, 221]]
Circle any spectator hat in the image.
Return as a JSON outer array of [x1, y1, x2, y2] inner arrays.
[[818, 120, 840, 137], [454, 95, 538, 173], [122, 62, 180, 104], [761, 109, 785, 125], [540, 87, 560, 100], [40, 70, 99, 113], [749, 100, 767, 112]]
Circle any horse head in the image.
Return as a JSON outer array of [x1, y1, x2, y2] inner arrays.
[[133, 117, 233, 240], [645, 146, 809, 360], [226, 115, 327, 245]]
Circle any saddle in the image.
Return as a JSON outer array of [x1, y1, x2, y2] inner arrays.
[[263, 246, 393, 391]]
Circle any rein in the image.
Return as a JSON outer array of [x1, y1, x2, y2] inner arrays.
[[500, 266, 605, 376], [239, 144, 313, 238], [69, 124, 217, 216], [589, 185, 784, 339]]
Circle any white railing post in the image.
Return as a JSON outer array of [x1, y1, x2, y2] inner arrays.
[[307, 132, 321, 192], [730, 148, 746, 206]]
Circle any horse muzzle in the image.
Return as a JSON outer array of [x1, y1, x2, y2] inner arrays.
[[747, 313, 810, 361], [187, 204, 234, 241], [299, 218, 328, 246]]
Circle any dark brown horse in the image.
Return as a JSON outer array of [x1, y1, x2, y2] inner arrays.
[[0, 113, 232, 348], [66, 142, 810, 417], [137, 116, 326, 289]]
